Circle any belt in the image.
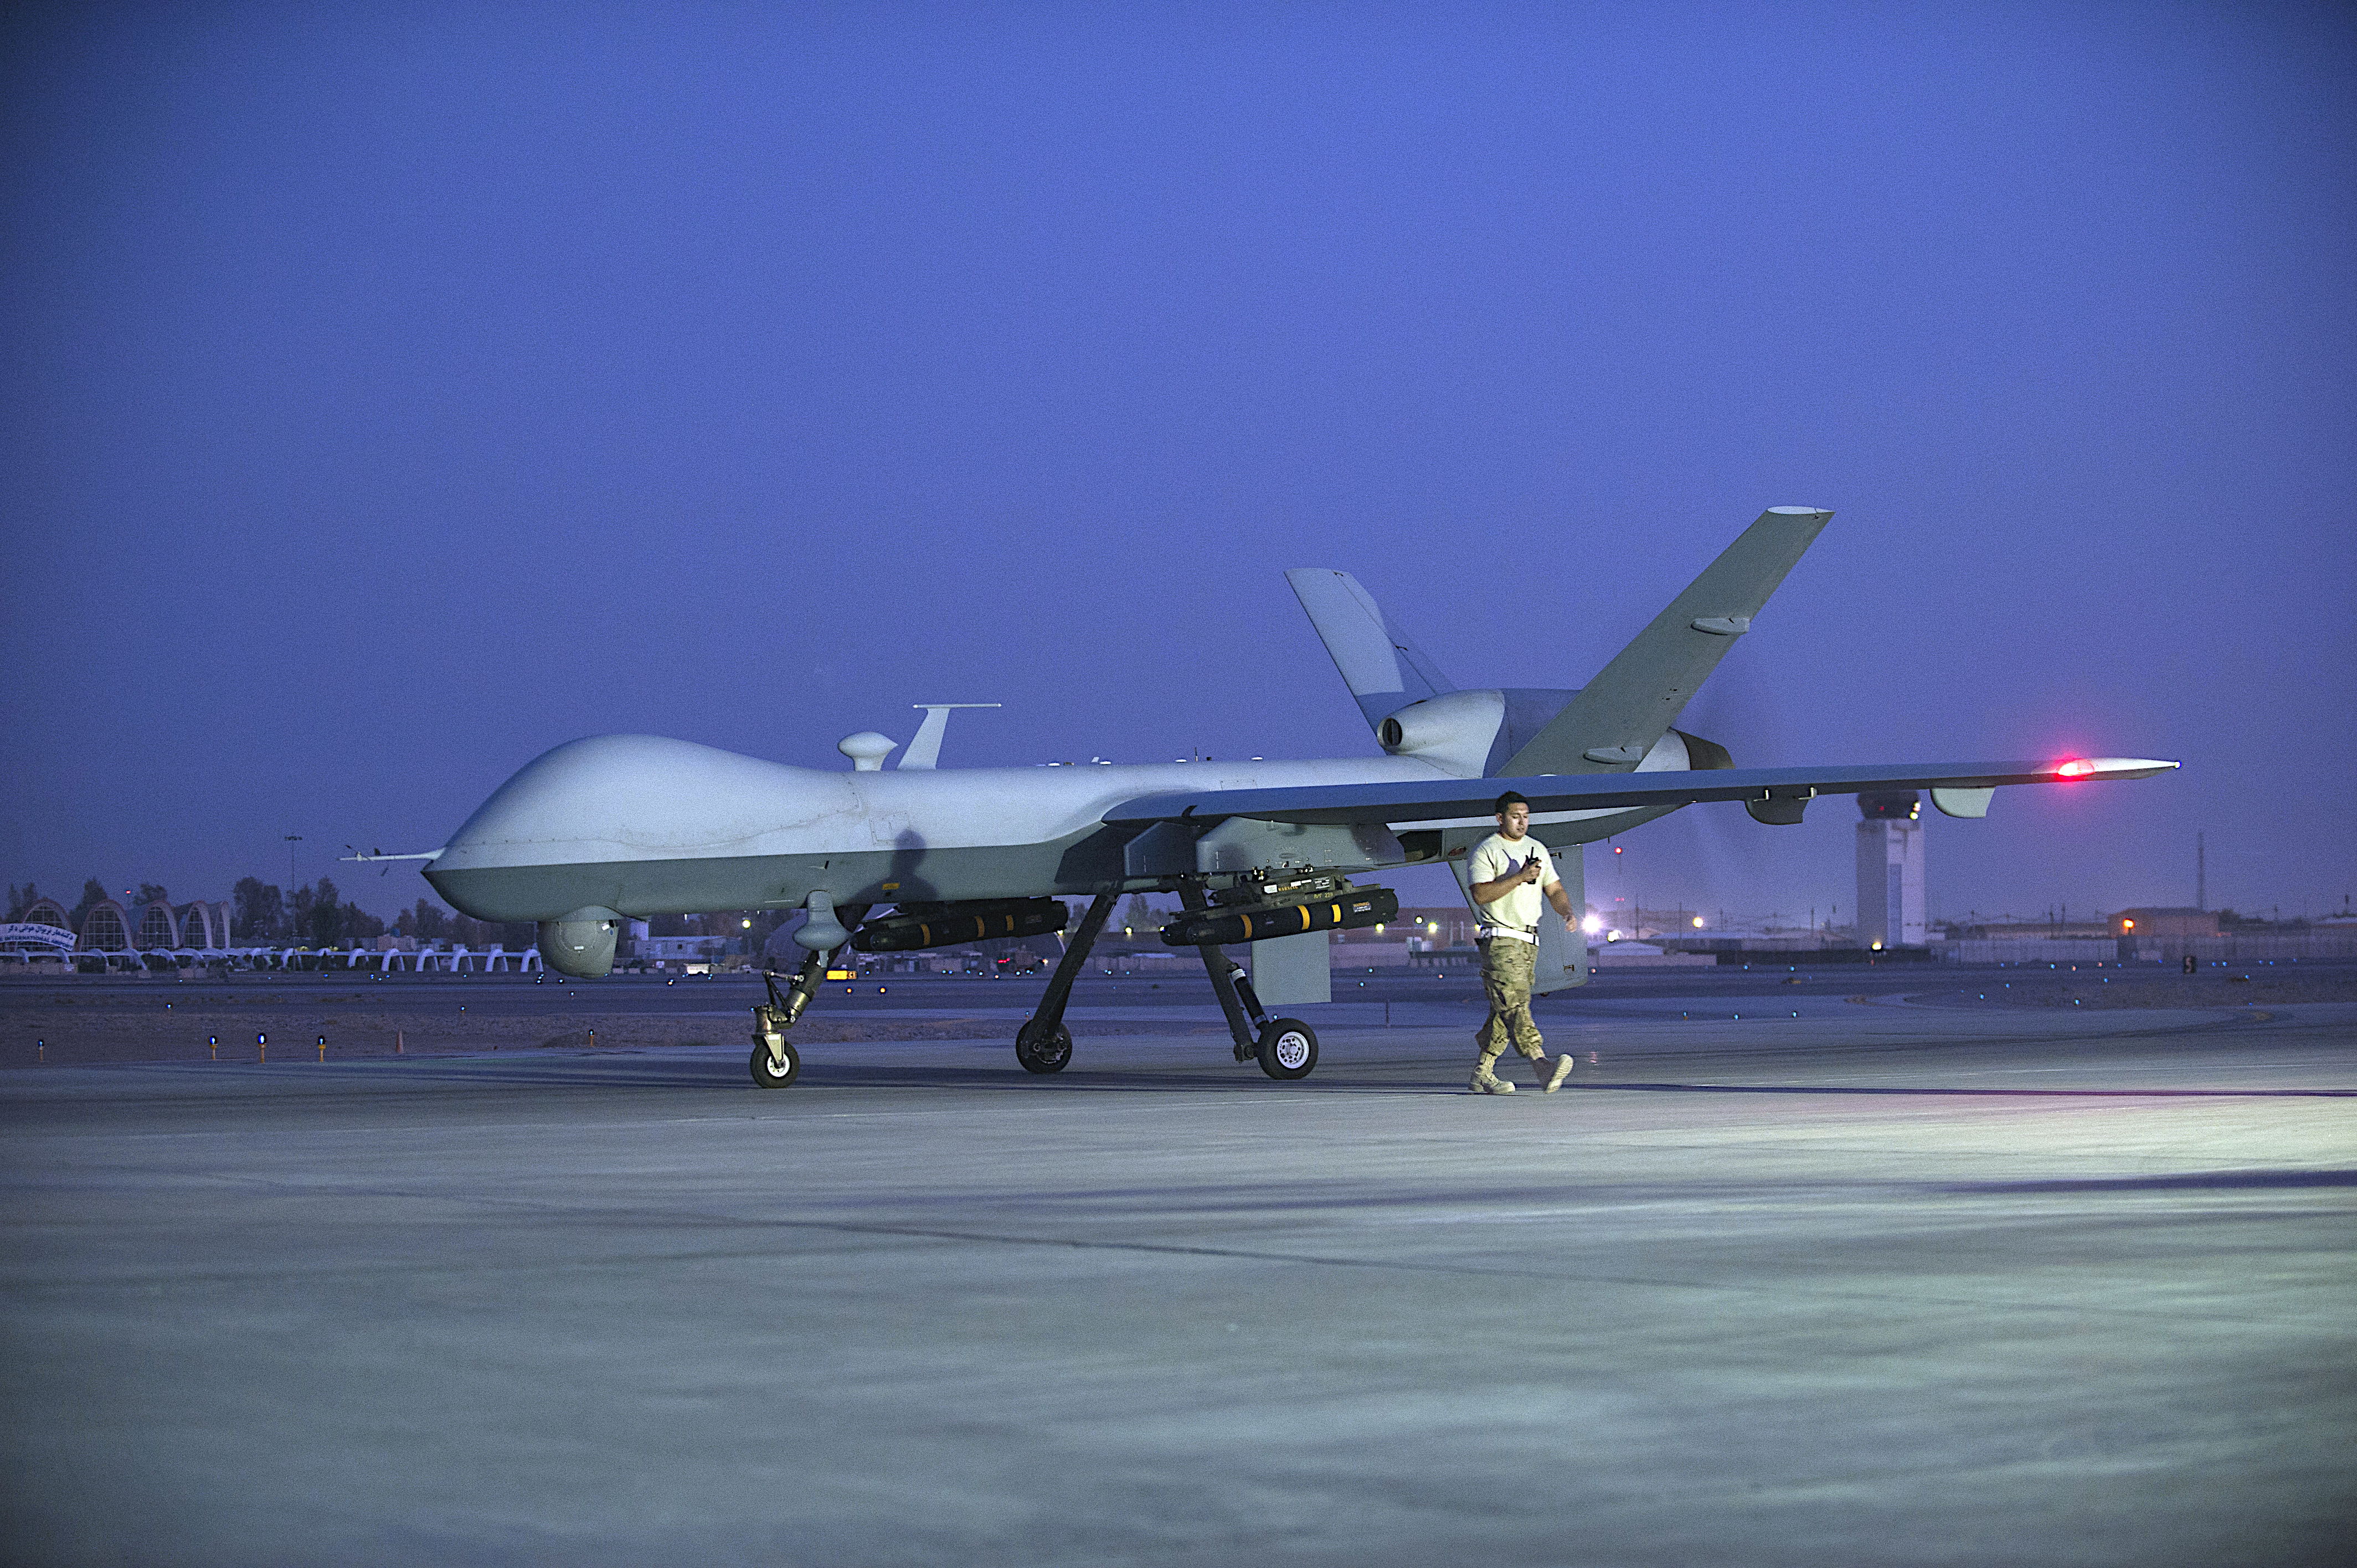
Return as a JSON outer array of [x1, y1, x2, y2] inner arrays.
[[1477, 925, 1537, 946]]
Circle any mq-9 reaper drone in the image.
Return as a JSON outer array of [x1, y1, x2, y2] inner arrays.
[[383, 508, 2175, 1086]]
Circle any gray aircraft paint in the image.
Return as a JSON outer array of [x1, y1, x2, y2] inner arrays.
[[423, 735, 1547, 921], [411, 507, 2175, 989], [421, 728, 2170, 928]]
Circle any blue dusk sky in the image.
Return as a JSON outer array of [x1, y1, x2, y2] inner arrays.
[[3, 1, 2350, 926]]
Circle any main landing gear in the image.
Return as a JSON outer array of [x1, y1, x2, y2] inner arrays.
[[1255, 1016, 1319, 1080], [745, 881, 1329, 1086], [1014, 891, 1115, 1074], [1011, 888, 1319, 1080], [1182, 886, 1319, 1081]]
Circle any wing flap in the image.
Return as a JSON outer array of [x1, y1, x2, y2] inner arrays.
[[1104, 758, 2178, 829]]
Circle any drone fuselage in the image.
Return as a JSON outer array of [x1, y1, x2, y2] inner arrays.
[[423, 732, 1660, 922]]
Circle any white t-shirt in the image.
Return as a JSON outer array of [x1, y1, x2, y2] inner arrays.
[[1468, 832, 1554, 943]]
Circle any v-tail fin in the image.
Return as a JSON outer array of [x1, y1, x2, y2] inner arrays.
[[1284, 569, 1455, 731]]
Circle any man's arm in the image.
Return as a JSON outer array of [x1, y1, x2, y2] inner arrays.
[[1469, 858, 1546, 904], [1542, 879, 1576, 923]]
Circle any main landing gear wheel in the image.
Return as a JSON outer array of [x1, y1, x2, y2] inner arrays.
[[1255, 1019, 1318, 1080], [748, 1040, 800, 1088], [1015, 1019, 1072, 1075]]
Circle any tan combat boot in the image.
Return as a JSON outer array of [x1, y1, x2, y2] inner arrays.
[[1469, 1056, 1515, 1094], [1540, 1053, 1574, 1092]]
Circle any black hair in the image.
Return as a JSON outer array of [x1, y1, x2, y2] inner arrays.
[[1493, 791, 1529, 814]]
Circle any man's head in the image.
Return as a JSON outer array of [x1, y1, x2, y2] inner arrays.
[[1493, 791, 1530, 839]]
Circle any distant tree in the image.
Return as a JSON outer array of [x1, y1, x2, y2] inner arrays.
[[1119, 894, 1161, 935], [232, 878, 284, 942], [342, 900, 385, 941], [136, 882, 169, 908], [306, 878, 344, 947], [402, 899, 451, 941], [4, 883, 37, 921], [287, 883, 316, 945], [72, 878, 109, 931]]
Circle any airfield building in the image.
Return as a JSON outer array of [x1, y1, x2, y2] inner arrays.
[[1857, 791, 1927, 950]]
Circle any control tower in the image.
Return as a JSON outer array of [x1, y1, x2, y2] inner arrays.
[[1856, 791, 1926, 949]]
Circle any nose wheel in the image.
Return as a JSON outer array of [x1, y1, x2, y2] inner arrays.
[[1255, 1019, 1318, 1080], [749, 989, 804, 1088], [749, 1038, 800, 1088]]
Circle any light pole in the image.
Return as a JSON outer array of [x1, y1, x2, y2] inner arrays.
[[285, 835, 302, 943]]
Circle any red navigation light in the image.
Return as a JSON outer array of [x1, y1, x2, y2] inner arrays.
[[2054, 759, 2096, 779]]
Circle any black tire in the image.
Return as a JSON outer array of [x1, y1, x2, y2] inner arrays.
[[1256, 1019, 1318, 1080], [1015, 1019, 1072, 1074], [748, 1039, 800, 1088]]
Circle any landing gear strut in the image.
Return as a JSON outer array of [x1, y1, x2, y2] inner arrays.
[[1181, 886, 1319, 1080], [747, 903, 868, 1088], [749, 957, 816, 1087], [1015, 891, 1118, 1074]]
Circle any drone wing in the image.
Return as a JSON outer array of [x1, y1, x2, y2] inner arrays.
[[1104, 757, 2178, 830]]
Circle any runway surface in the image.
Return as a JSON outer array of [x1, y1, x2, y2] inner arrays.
[[3, 990, 2352, 1565]]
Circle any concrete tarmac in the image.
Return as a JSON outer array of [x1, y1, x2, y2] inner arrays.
[[3, 997, 2353, 1566]]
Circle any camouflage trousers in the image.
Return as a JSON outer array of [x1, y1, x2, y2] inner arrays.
[[1475, 936, 1545, 1062]]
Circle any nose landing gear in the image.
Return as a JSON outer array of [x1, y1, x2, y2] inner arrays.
[[749, 969, 813, 1087], [745, 909, 866, 1089]]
